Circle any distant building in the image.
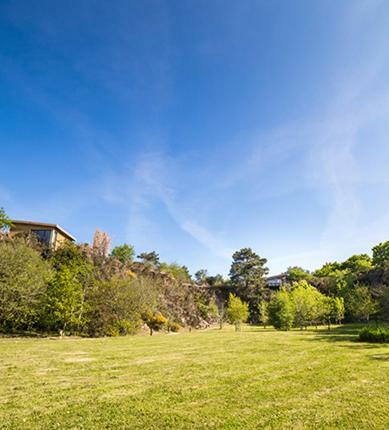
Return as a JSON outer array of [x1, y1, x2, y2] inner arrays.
[[10, 220, 76, 249], [266, 273, 287, 289]]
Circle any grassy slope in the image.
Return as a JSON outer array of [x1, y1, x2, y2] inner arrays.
[[0, 326, 388, 430]]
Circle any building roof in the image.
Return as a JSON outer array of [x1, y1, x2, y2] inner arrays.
[[11, 220, 76, 241], [266, 273, 287, 281]]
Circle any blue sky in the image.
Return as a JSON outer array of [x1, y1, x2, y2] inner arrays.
[[1, 0, 389, 275]]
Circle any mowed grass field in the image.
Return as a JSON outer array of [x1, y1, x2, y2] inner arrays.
[[0, 326, 388, 430]]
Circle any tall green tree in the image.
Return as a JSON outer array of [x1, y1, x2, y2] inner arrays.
[[229, 248, 268, 322], [0, 239, 52, 331], [322, 296, 345, 329], [290, 281, 320, 330], [45, 243, 94, 334], [111, 244, 135, 264], [268, 289, 294, 330], [345, 286, 377, 323], [227, 294, 249, 331]]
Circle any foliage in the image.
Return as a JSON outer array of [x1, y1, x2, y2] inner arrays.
[[159, 262, 191, 283], [290, 281, 321, 329], [137, 251, 160, 269], [321, 296, 345, 329], [313, 261, 342, 277], [143, 311, 167, 335], [286, 266, 312, 283], [0, 239, 53, 331], [226, 294, 249, 331], [85, 277, 144, 337], [205, 273, 225, 287], [345, 286, 378, 323], [372, 241, 389, 268], [0, 207, 12, 231], [111, 243, 135, 264], [194, 269, 208, 284], [45, 266, 86, 334], [268, 289, 295, 330], [167, 321, 181, 332], [229, 248, 268, 322], [340, 254, 372, 274], [44, 243, 95, 334], [358, 326, 389, 343]]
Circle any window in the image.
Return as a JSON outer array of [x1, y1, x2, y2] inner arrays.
[[31, 229, 52, 244]]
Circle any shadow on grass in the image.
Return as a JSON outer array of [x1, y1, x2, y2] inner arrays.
[[299, 325, 389, 350]]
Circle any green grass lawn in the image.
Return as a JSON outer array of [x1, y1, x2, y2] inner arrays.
[[0, 325, 388, 429]]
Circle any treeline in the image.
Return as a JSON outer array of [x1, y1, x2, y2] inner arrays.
[[219, 245, 389, 330], [0, 208, 388, 336], [0, 237, 221, 336]]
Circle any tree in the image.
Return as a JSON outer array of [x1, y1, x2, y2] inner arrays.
[[229, 248, 268, 322], [194, 269, 209, 284], [85, 277, 143, 337], [227, 294, 249, 331], [137, 251, 160, 269], [290, 281, 319, 330], [286, 266, 312, 283], [0, 207, 12, 232], [322, 296, 345, 329], [111, 244, 135, 264], [159, 262, 191, 283], [45, 243, 95, 335], [268, 289, 294, 330], [346, 286, 377, 323], [313, 262, 342, 278], [340, 254, 372, 275], [142, 310, 167, 336], [0, 239, 52, 331], [258, 301, 269, 328], [45, 266, 85, 335], [372, 241, 389, 269], [206, 274, 225, 287]]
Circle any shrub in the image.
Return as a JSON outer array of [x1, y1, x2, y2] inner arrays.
[[143, 311, 167, 336], [168, 321, 181, 332], [358, 326, 389, 343]]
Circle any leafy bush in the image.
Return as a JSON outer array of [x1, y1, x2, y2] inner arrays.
[[168, 321, 181, 332], [358, 326, 389, 343], [143, 311, 167, 335]]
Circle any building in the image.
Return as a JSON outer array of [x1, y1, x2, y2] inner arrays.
[[10, 220, 76, 249], [266, 273, 287, 290]]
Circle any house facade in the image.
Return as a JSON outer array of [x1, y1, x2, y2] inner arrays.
[[266, 273, 287, 290], [10, 220, 76, 249]]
